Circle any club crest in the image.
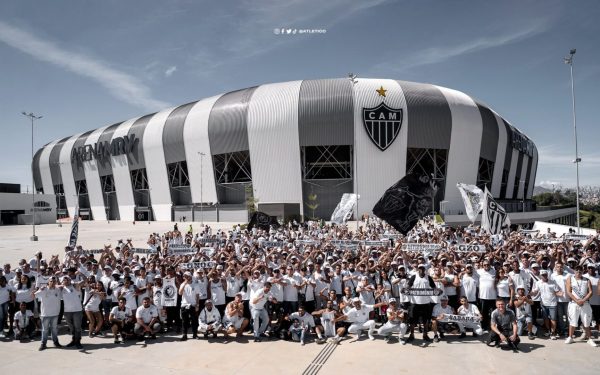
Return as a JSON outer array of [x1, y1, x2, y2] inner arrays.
[[362, 102, 403, 151]]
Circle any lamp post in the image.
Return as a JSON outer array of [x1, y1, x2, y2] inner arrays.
[[147, 188, 151, 224], [348, 73, 359, 231], [22, 112, 42, 241], [564, 49, 581, 233], [520, 179, 526, 213], [198, 152, 206, 227]]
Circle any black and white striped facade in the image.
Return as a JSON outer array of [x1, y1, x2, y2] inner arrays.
[[32, 78, 538, 222]]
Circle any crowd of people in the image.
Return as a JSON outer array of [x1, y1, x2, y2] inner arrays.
[[0, 216, 599, 352]]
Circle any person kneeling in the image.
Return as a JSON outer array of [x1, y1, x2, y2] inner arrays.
[[134, 297, 161, 340], [488, 299, 520, 350], [376, 298, 408, 344], [198, 300, 225, 338], [110, 297, 135, 344]]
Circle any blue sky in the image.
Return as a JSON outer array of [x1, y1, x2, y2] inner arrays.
[[0, 0, 599, 192]]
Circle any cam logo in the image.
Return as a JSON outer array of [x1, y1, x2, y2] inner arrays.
[[362, 88, 403, 151]]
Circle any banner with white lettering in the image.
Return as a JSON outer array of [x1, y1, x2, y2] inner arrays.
[[330, 193, 358, 224], [260, 241, 285, 248], [132, 248, 158, 254], [167, 244, 197, 255], [401, 287, 444, 296], [67, 249, 107, 256], [456, 244, 486, 253], [401, 243, 442, 252], [564, 234, 589, 242], [381, 234, 403, 240], [527, 239, 563, 245], [481, 187, 510, 235], [456, 183, 484, 223], [180, 261, 217, 269], [441, 314, 481, 323], [161, 278, 177, 307]]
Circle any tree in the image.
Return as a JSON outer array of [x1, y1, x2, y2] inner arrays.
[[245, 184, 259, 214], [305, 193, 319, 220]]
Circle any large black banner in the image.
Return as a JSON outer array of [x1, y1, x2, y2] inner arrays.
[[248, 211, 280, 231], [372, 174, 436, 234]]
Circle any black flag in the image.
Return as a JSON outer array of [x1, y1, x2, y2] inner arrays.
[[248, 211, 280, 231], [372, 174, 436, 234]]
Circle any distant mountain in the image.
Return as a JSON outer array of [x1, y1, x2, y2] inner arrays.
[[533, 186, 552, 195]]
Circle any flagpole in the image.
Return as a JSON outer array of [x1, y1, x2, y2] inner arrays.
[[348, 73, 359, 232]]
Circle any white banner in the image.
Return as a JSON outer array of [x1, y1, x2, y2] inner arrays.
[[161, 278, 177, 307], [260, 241, 286, 248], [295, 240, 320, 246], [132, 248, 158, 254], [564, 234, 589, 241], [363, 240, 390, 247], [456, 244, 486, 253], [401, 243, 441, 252], [527, 239, 563, 245], [441, 314, 481, 323], [180, 261, 217, 269], [520, 229, 539, 234], [481, 187, 510, 235], [330, 193, 358, 224], [381, 234, 403, 240], [67, 249, 107, 256], [456, 183, 484, 223], [167, 244, 197, 255]]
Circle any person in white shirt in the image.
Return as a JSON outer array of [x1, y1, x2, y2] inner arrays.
[[84, 281, 106, 338], [198, 299, 224, 338], [531, 269, 562, 339], [336, 297, 383, 341], [59, 276, 83, 348], [551, 262, 571, 336], [34, 276, 63, 350], [288, 305, 316, 345], [477, 261, 497, 330], [583, 264, 600, 335], [513, 287, 535, 339], [134, 297, 161, 339], [431, 295, 455, 342], [109, 297, 134, 344], [0, 275, 15, 338], [282, 266, 301, 314], [179, 272, 200, 340], [13, 302, 34, 341], [457, 296, 484, 337], [459, 264, 478, 304], [250, 282, 274, 342], [565, 265, 597, 347], [377, 298, 408, 344]]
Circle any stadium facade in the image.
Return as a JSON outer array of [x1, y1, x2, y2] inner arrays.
[[32, 78, 538, 222]]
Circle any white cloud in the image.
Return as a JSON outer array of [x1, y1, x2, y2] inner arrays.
[[371, 21, 548, 74], [0, 21, 170, 111], [165, 65, 177, 77]]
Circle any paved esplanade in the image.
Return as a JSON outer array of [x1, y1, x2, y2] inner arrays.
[[0, 222, 599, 374]]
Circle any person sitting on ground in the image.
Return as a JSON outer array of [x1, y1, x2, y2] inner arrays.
[[134, 296, 161, 340], [198, 299, 224, 338], [488, 298, 520, 350]]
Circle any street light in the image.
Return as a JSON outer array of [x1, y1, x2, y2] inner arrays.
[[348, 73, 359, 231], [198, 152, 206, 227], [520, 179, 526, 213], [22, 111, 42, 241], [564, 48, 581, 233]]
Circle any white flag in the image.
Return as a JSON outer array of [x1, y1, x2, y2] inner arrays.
[[456, 183, 484, 222], [481, 187, 510, 234], [331, 193, 358, 224]]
